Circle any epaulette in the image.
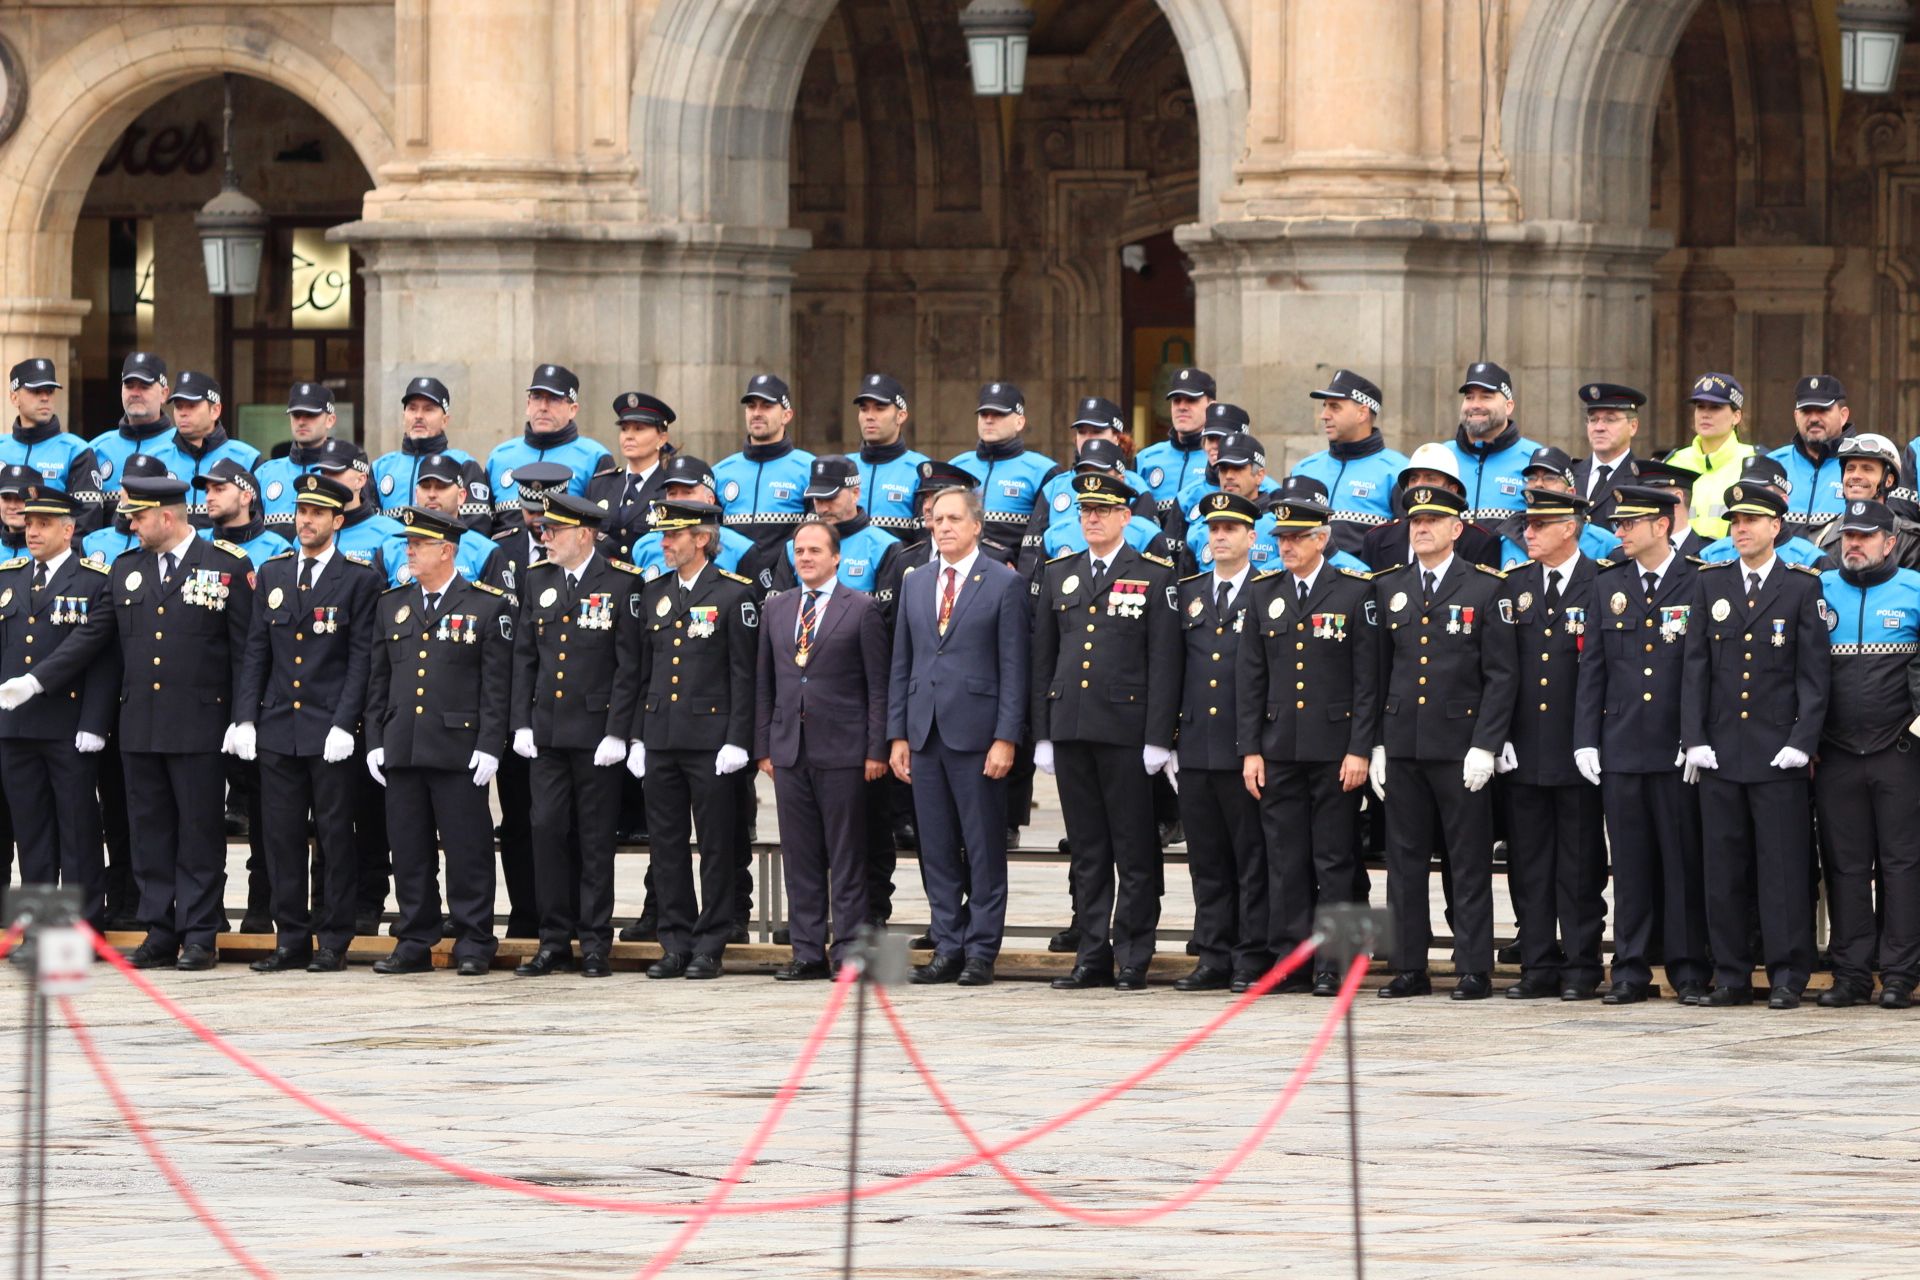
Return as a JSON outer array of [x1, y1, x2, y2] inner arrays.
[[610, 560, 643, 576], [1505, 558, 1535, 570], [719, 569, 753, 585], [1338, 567, 1374, 580], [1251, 569, 1281, 581], [211, 539, 249, 560], [341, 551, 373, 567], [1178, 571, 1208, 584], [76, 558, 109, 574], [1047, 550, 1076, 563], [1597, 557, 1635, 572], [1593, 558, 1614, 570], [1141, 552, 1174, 568], [0, 557, 26, 572], [471, 581, 507, 596], [527, 557, 550, 570], [381, 581, 414, 595], [264, 550, 296, 563], [1791, 561, 1822, 576], [492, 526, 518, 541], [1473, 562, 1508, 579], [1696, 558, 1732, 569]]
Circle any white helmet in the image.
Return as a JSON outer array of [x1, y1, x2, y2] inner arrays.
[[1399, 441, 1462, 488], [1837, 432, 1900, 473]]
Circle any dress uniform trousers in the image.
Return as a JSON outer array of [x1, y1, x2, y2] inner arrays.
[[773, 754, 869, 967], [495, 753, 539, 936], [1815, 745, 1920, 988], [1700, 774, 1815, 992], [1384, 759, 1493, 973], [1602, 771, 1710, 989], [529, 749, 619, 955], [1056, 740, 1162, 971], [645, 748, 741, 958], [1260, 761, 1361, 976], [385, 765, 497, 965], [0, 740, 102, 925], [122, 749, 227, 950], [99, 735, 136, 921], [1179, 765, 1267, 976], [352, 737, 392, 923], [226, 754, 269, 921], [1501, 780, 1607, 987], [257, 749, 358, 954]]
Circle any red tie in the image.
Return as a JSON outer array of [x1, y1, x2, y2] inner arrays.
[[938, 566, 957, 635]]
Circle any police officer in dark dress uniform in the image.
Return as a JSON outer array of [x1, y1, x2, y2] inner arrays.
[[1236, 490, 1379, 996], [364, 507, 514, 976], [0, 488, 116, 927], [509, 493, 646, 978], [2, 476, 254, 969], [1370, 485, 1517, 999], [1681, 483, 1830, 1008], [232, 474, 382, 972], [1033, 473, 1181, 992], [628, 498, 758, 979], [586, 393, 676, 562], [1497, 487, 1608, 999]]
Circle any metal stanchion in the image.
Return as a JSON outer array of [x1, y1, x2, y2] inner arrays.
[[840, 925, 907, 1280], [1314, 903, 1390, 1280], [7, 885, 86, 1280]]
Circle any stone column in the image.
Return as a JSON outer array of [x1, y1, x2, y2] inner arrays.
[[0, 299, 90, 424]]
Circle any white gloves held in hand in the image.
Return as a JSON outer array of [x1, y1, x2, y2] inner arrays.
[[74, 732, 105, 754], [593, 736, 626, 768], [366, 747, 386, 786], [1682, 744, 1718, 784], [1573, 748, 1602, 786], [469, 751, 499, 787], [1770, 746, 1809, 771], [322, 727, 355, 764], [1462, 747, 1496, 793], [1368, 746, 1387, 800], [0, 675, 40, 711], [512, 727, 538, 760], [224, 722, 256, 761], [1034, 740, 1055, 776], [626, 742, 646, 779], [715, 744, 749, 776]]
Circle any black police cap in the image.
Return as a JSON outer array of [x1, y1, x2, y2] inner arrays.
[[397, 505, 463, 542], [191, 458, 259, 495], [660, 455, 716, 491], [310, 438, 368, 475], [8, 359, 58, 392], [1072, 438, 1127, 473], [614, 391, 674, 427], [803, 454, 859, 499], [1795, 374, 1846, 409], [1524, 446, 1575, 482], [1202, 402, 1251, 437], [852, 373, 908, 410], [167, 371, 222, 405], [1459, 361, 1514, 399], [915, 460, 977, 500], [402, 376, 452, 411], [293, 473, 353, 510], [121, 352, 166, 384], [1214, 432, 1265, 469], [286, 382, 334, 414], [1839, 498, 1895, 534], [1070, 397, 1126, 432], [742, 373, 792, 407], [528, 364, 581, 402], [1164, 367, 1216, 400], [1308, 369, 1383, 414], [541, 492, 607, 529], [1579, 381, 1645, 411], [976, 381, 1025, 414], [415, 453, 465, 486]]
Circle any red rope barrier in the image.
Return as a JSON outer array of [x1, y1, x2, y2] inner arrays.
[[58, 996, 277, 1279], [873, 953, 1368, 1225], [0, 920, 24, 960]]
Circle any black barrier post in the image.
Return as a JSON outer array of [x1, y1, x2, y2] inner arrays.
[[841, 926, 908, 1280], [7, 884, 82, 1280], [1314, 903, 1391, 1280]]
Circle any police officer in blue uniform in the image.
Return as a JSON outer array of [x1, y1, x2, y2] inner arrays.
[[1492, 447, 1620, 569], [253, 382, 344, 536], [195, 459, 292, 568], [1298, 368, 1409, 557], [231, 474, 382, 973], [302, 440, 410, 585], [1173, 402, 1280, 522], [485, 364, 613, 526], [586, 392, 676, 561], [94, 352, 176, 505], [950, 381, 1057, 567], [715, 373, 816, 555], [1809, 433, 1920, 570], [1182, 433, 1277, 574], [1039, 439, 1171, 565], [1815, 499, 1920, 1007], [1698, 456, 1833, 569], [407, 453, 508, 588], [1136, 366, 1214, 533], [1023, 399, 1155, 568], [1769, 374, 1853, 537], [626, 455, 754, 582], [0, 465, 33, 557], [84, 452, 172, 565], [371, 377, 492, 529], [1445, 362, 1542, 525], [5, 359, 106, 533], [154, 372, 260, 527], [0, 488, 116, 927], [851, 374, 929, 534]]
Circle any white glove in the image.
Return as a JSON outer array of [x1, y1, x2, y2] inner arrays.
[[1369, 746, 1387, 800], [0, 675, 41, 710], [512, 727, 538, 760], [715, 744, 749, 775], [1462, 747, 1496, 793], [74, 732, 105, 754], [469, 751, 499, 787], [1574, 747, 1602, 786], [366, 747, 386, 787], [627, 742, 646, 779], [322, 727, 355, 764], [1770, 746, 1810, 771], [1163, 749, 1179, 794], [1496, 742, 1517, 774], [1910, 714, 1920, 740], [1682, 744, 1718, 785], [227, 722, 256, 761], [220, 723, 240, 757], [1034, 740, 1056, 776], [593, 736, 626, 768], [1142, 744, 1173, 776]]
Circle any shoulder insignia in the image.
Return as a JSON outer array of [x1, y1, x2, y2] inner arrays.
[[1696, 558, 1731, 569], [1178, 571, 1208, 584], [1141, 552, 1174, 568], [1473, 563, 1508, 578], [1506, 558, 1535, 570], [610, 560, 643, 576], [1791, 561, 1822, 576], [1047, 550, 1076, 563], [718, 570, 753, 585], [77, 558, 109, 574], [492, 527, 518, 542], [211, 539, 250, 560], [0, 557, 26, 572], [528, 557, 550, 571], [1250, 569, 1281, 581], [1338, 567, 1374, 580], [264, 550, 295, 563], [380, 582, 413, 595], [341, 551, 373, 567], [1593, 558, 1614, 570], [471, 581, 507, 597]]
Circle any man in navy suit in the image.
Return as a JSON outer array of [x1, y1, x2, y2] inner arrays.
[[887, 487, 1029, 985]]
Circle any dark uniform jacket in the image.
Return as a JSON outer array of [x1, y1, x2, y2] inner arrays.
[[586, 461, 673, 563], [1573, 554, 1701, 772], [1502, 555, 1600, 788], [490, 522, 543, 598], [32, 536, 254, 754], [633, 560, 758, 752], [236, 548, 381, 757], [1373, 557, 1517, 760], [1681, 559, 1831, 782], [1030, 546, 1181, 749], [509, 553, 647, 750], [1174, 569, 1255, 772], [365, 574, 514, 769], [0, 553, 117, 741], [1236, 564, 1379, 764]]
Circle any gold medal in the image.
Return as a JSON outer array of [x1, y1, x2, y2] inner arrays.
[[1061, 574, 1080, 596], [1609, 591, 1627, 615], [1516, 591, 1532, 614], [539, 587, 558, 608], [125, 570, 143, 592], [795, 650, 810, 668], [395, 605, 411, 624], [655, 595, 673, 617], [267, 587, 284, 610]]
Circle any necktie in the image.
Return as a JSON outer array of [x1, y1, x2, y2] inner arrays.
[[1643, 570, 1657, 603], [1545, 569, 1562, 613], [938, 566, 957, 635], [1296, 576, 1310, 606], [1591, 463, 1612, 500], [566, 571, 579, 597], [160, 551, 176, 587], [31, 562, 46, 592], [623, 474, 638, 506], [1747, 571, 1761, 603], [424, 590, 440, 616], [798, 589, 821, 656], [298, 557, 315, 591], [1422, 570, 1437, 602], [1215, 580, 1232, 618], [1090, 557, 1107, 586]]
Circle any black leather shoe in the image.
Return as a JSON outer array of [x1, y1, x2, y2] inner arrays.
[[373, 951, 432, 975], [1312, 971, 1340, 998], [647, 952, 691, 979], [1050, 964, 1114, 991], [772, 928, 791, 945], [1451, 972, 1493, 1000], [1817, 985, 1865, 1008], [514, 949, 573, 977], [249, 948, 311, 974], [1706, 986, 1754, 1007], [727, 925, 749, 946], [619, 917, 657, 943], [306, 948, 345, 973], [580, 953, 611, 978], [909, 933, 935, 951], [1881, 981, 1914, 1010], [128, 940, 179, 970], [911, 952, 964, 984], [1175, 965, 1231, 993], [1767, 985, 1801, 1010], [1229, 971, 1263, 994], [1047, 927, 1081, 954], [957, 959, 995, 987], [238, 913, 273, 935], [1495, 942, 1522, 966], [1674, 982, 1708, 1006], [455, 956, 489, 976], [684, 953, 723, 979], [175, 945, 218, 971], [1267, 972, 1314, 995], [774, 959, 830, 982], [353, 910, 383, 937], [1505, 975, 1560, 1000], [1559, 982, 1599, 1001], [892, 820, 918, 851], [1600, 981, 1650, 1005], [1114, 966, 1149, 992], [1377, 970, 1432, 999]]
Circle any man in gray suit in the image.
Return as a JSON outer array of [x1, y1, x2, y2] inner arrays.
[[755, 517, 890, 979], [888, 487, 1029, 985]]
